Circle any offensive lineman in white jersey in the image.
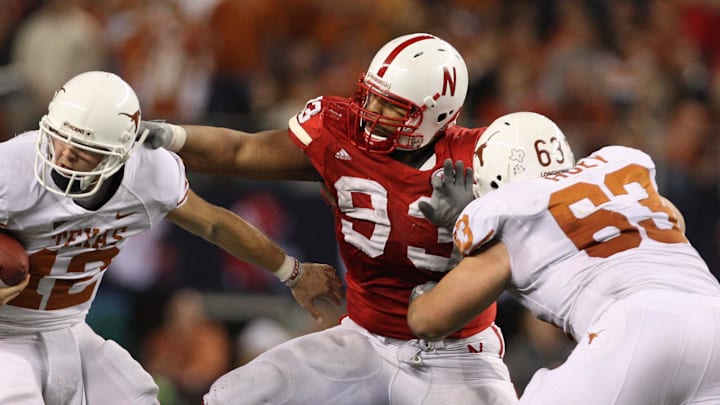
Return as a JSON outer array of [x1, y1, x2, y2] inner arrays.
[[0, 71, 342, 405], [409, 112, 720, 404]]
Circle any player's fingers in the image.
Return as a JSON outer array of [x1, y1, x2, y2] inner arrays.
[[442, 159, 454, 184], [323, 266, 342, 284], [305, 303, 324, 324], [464, 167, 474, 189], [17, 274, 30, 289], [327, 276, 343, 305], [327, 286, 343, 306], [418, 201, 436, 221], [429, 174, 444, 191], [325, 292, 342, 307], [1, 275, 30, 304], [1, 290, 19, 305], [324, 264, 339, 276], [454, 160, 465, 185]]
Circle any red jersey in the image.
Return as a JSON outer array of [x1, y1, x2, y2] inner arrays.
[[288, 96, 496, 339]]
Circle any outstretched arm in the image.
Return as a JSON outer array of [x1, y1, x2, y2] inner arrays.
[[141, 122, 320, 181], [166, 189, 343, 323]]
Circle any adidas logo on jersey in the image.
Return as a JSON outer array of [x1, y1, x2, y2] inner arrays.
[[335, 148, 352, 160]]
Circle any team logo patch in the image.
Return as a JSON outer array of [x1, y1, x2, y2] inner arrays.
[[580, 325, 610, 351], [115, 211, 136, 220], [509, 148, 525, 162], [431, 167, 444, 180], [334, 148, 352, 160]]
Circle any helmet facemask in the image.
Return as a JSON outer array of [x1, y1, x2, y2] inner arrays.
[[351, 75, 426, 154], [35, 115, 137, 198]]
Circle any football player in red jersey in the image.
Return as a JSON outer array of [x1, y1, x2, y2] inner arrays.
[[142, 33, 518, 404]]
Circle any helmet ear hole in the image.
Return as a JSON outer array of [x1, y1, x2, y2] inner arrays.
[[437, 112, 447, 123]]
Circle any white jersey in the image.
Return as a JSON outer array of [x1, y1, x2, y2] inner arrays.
[[457, 145, 720, 340], [0, 131, 188, 334]]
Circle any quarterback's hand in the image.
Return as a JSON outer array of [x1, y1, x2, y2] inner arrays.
[[139, 120, 186, 151], [419, 159, 475, 228], [0, 274, 29, 305], [290, 263, 343, 323]]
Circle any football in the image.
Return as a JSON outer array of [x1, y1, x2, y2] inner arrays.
[[0, 232, 29, 286]]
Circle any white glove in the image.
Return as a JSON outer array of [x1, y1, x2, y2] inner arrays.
[[139, 120, 187, 152]]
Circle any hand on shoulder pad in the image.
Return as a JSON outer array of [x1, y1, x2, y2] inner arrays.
[[139, 120, 186, 152]]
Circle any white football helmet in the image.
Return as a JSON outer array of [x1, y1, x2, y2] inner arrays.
[[472, 112, 575, 196], [351, 33, 469, 153], [35, 71, 147, 198]]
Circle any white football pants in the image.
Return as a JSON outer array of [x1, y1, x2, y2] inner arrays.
[[204, 316, 518, 404], [0, 322, 159, 405], [521, 290, 720, 404]]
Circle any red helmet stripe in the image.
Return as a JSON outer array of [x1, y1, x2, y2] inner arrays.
[[376, 34, 435, 77]]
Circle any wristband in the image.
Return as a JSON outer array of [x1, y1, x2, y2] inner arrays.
[[166, 124, 187, 152], [273, 255, 304, 287]]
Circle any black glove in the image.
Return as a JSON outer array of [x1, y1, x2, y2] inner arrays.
[[419, 159, 475, 228]]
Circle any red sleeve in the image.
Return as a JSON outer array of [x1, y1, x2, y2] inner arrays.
[[288, 96, 325, 151]]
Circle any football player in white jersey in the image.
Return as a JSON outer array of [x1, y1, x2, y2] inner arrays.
[[409, 111, 720, 404], [0, 71, 342, 405]]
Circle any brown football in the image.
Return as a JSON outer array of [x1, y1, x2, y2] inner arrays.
[[0, 232, 29, 286]]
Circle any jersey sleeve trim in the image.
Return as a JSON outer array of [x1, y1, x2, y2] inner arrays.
[[288, 116, 313, 147], [177, 178, 189, 208]]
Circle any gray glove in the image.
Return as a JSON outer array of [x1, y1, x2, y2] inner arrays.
[[419, 159, 475, 229], [448, 245, 464, 269], [139, 120, 175, 150], [409, 281, 438, 303]]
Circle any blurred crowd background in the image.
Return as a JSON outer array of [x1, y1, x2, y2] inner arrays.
[[1, 0, 719, 403]]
